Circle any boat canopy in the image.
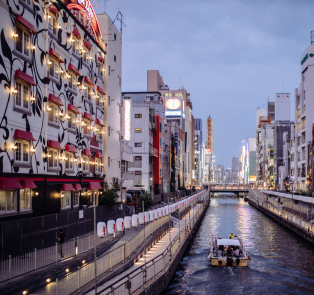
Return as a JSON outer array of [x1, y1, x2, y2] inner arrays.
[[217, 239, 241, 246]]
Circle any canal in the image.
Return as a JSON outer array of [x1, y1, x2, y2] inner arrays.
[[162, 196, 314, 294]]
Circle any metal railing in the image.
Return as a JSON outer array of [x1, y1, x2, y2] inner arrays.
[[52, 216, 169, 295], [0, 229, 122, 283], [96, 195, 209, 294]]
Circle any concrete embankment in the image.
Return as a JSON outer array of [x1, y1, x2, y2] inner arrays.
[[136, 199, 210, 295], [248, 191, 314, 245]]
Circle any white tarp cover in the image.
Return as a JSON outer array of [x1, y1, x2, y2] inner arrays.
[[217, 239, 241, 246]]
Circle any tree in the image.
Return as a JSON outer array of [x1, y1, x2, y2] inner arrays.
[[137, 192, 154, 211], [99, 182, 121, 206], [170, 134, 176, 192]]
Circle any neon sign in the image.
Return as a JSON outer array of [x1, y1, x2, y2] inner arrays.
[[77, 0, 93, 18]]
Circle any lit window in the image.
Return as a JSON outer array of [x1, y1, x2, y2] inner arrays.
[[48, 103, 59, 124], [135, 128, 142, 133], [72, 37, 79, 55], [73, 191, 79, 207], [48, 13, 57, 35], [61, 191, 71, 208], [15, 141, 29, 163], [86, 86, 92, 100], [20, 188, 31, 210], [65, 153, 73, 170], [48, 149, 59, 168], [16, 27, 30, 57], [135, 114, 142, 118], [49, 59, 60, 80], [82, 156, 89, 171], [68, 112, 77, 130], [15, 81, 30, 111], [96, 125, 103, 141], [68, 73, 77, 92], [135, 143, 142, 147], [0, 190, 14, 212], [84, 119, 91, 136], [95, 158, 101, 173]]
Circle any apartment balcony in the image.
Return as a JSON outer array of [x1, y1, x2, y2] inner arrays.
[[149, 148, 158, 157], [121, 172, 133, 189], [122, 143, 133, 162]]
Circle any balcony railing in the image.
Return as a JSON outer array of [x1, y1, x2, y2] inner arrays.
[[122, 143, 133, 154], [122, 172, 134, 180], [149, 148, 158, 157]]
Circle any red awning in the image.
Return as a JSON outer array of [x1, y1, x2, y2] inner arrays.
[[96, 118, 105, 127], [14, 129, 36, 141], [65, 144, 78, 153], [74, 184, 83, 191], [72, 28, 81, 39], [22, 179, 37, 189], [95, 152, 103, 158], [98, 56, 105, 63], [84, 76, 95, 86], [88, 182, 102, 190], [49, 4, 59, 17], [67, 103, 80, 114], [83, 149, 92, 157], [84, 112, 94, 121], [97, 86, 106, 95], [68, 63, 80, 76], [0, 179, 23, 189], [15, 15, 36, 34], [48, 140, 64, 150], [49, 48, 64, 63], [14, 70, 36, 86], [48, 94, 64, 106], [83, 40, 92, 51], [62, 184, 75, 191]]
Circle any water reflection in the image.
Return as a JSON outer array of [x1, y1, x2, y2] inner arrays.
[[162, 196, 314, 295]]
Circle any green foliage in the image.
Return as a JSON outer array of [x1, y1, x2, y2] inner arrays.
[[137, 192, 154, 211], [99, 182, 121, 206]]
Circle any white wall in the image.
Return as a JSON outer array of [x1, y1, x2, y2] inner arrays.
[[275, 93, 290, 121]]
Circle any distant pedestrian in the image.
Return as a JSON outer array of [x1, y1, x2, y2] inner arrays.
[[57, 229, 66, 260]]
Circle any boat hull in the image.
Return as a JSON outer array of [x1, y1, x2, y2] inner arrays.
[[210, 257, 248, 267]]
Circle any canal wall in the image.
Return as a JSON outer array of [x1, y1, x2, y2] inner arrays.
[[137, 198, 210, 295], [248, 191, 314, 246]]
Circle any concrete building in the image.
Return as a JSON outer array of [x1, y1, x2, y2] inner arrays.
[[231, 157, 239, 183], [121, 92, 164, 194], [194, 118, 203, 184], [275, 93, 291, 121], [0, 0, 114, 220], [268, 101, 275, 122], [206, 115, 213, 182]]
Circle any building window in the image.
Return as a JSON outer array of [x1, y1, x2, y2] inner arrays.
[[48, 149, 59, 168], [114, 33, 116, 40], [82, 47, 90, 63], [82, 156, 89, 171], [48, 59, 60, 80], [16, 26, 30, 57], [48, 13, 57, 35], [114, 55, 116, 62], [48, 103, 59, 125], [109, 66, 110, 75], [68, 73, 77, 92], [135, 171, 142, 175], [95, 158, 101, 173], [15, 80, 30, 111], [118, 75, 121, 86], [0, 190, 15, 212], [134, 143, 142, 147], [121, 160, 126, 172], [73, 191, 79, 207], [61, 191, 71, 208], [20, 188, 31, 211], [72, 37, 79, 55], [84, 119, 91, 136], [135, 114, 142, 118], [108, 126, 110, 137], [65, 153, 74, 170], [15, 141, 29, 163], [108, 157, 110, 167], [135, 156, 142, 160], [96, 93, 104, 107], [135, 128, 142, 133], [96, 125, 103, 141], [86, 86, 92, 100], [68, 112, 77, 131]]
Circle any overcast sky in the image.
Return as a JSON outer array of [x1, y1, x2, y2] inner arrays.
[[94, 0, 312, 168]]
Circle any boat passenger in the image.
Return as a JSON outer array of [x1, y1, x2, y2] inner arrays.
[[229, 232, 235, 239], [233, 248, 239, 257], [227, 247, 233, 256]]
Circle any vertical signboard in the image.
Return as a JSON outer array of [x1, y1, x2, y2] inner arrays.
[[124, 98, 131, 141]]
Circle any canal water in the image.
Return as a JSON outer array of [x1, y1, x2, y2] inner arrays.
[[162, 196, 314, 295]]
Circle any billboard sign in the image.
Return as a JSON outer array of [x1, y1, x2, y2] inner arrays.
[[165, 96, 183, 117], [123, 98, 131, 141]]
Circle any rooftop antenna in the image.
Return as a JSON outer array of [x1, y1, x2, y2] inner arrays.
[[112, 8, 126, 34], [311, 31, 314, 46], [104, 0, 108, 13]]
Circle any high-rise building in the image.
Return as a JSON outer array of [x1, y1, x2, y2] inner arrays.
[[206, 115, 213, 181], [231, 157, 239, 183]]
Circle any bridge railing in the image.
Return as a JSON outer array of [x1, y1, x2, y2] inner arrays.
[[211, 186, 249, 190]]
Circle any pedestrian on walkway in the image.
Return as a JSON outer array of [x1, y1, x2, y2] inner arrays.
[[57, 229, 66, 260]]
